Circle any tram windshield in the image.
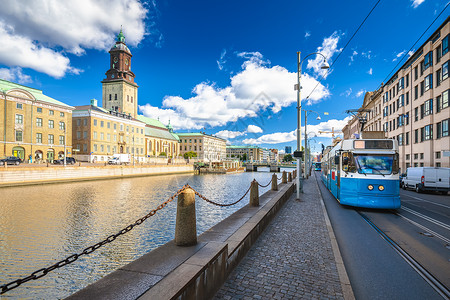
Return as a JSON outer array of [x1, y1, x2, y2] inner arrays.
[[353, 154, 397, 175]]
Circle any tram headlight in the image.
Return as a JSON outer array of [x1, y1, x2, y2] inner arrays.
[[367, 185, 374, 191], [378, 185, 385, 191]]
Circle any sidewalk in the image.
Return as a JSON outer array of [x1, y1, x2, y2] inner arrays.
[[214, 173, 353, 299]]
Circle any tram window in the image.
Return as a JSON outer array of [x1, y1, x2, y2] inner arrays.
[[353, 154, 395, 175], [342, 152, 357, 173]]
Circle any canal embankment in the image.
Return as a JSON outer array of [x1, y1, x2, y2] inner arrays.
[[68, 177, 295, 299], [0, 164, 194, 187]]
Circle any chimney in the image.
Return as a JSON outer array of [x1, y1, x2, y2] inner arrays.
[[90, 98, 98, 106]]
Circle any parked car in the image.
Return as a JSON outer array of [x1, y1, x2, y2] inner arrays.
[[0, 156, 23, 165], [53, 157, 76, 165], [402, 167, 450, 194], [108, 154, 130, 165]]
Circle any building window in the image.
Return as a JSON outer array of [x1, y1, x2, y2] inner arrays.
[[443, 60, 449, 81], [414, 129, 418, 143], [16, 103, 22, 109], [109, 94, 112, 101], [100, 121, 104, 127], [83, 119, 87, 126], [101, 145, 104, 152], [48, 134, 54, 144], [60, 112, 64, 117], [436, 151, 441, 159], [59, 121, 65, 130], [36, 118, 42, 127], [414, 85, 418, 99], [59, 136, 65, 145], [436, 163, 441, 167], [442, 34, 449, 55], [405, 132, 409, 145], [15, 130, 22, 142], [422, 124, 433, 141], [48, 120, 54, 128], [36, 133, 42, 144], [437, 90, 449, 112], [94, 144, 98, 151], [414, 153, 418, 160], [83, 144, 87, 152], [127, 95, 129, 102], [100, 132, 104, 140], [437, 69, 442, 87], [15, 114, 23, 124], [406, 74, 409, 87], [107, 122, 110, 129], [414, 107, 418, 121], [76, 131, 81, 139], [424, 74, 433, 92], [49, 110, 54, 115], [423, 51, 433, 71], [93, 131, 97, 139], [414, 163, 418, 167], [420, 99, 433, 118], [120, 124, 124, 131], [83, 131, 87, 139], [115, 94, 117, 100], [107, 145, 111, 153], [420, 153, 424, 159], [114, 123, 117, 130], [420, 163, 424, 167], [437, 119, 449, 138], [37, 107, 42, 113], [436, 45, 442, 63], [76, 119, 81, 126], [94, 119, 97, 126]]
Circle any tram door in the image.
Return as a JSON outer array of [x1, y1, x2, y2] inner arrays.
[[335, 155, 341, 200]]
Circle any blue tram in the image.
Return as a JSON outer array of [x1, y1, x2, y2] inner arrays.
[[313, 162, 322, 171], [321, 139, 400, 209]]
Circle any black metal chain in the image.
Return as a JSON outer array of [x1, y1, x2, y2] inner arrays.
[[192, 183, 252, 207], [257, 177, 273, 188], [0, 185, 189, 295]]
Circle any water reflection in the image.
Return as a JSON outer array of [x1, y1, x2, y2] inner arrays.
[[0, 168, 289, 299]]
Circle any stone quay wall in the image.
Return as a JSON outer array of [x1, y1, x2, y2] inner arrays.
[[0, 164, 194, 187], [68, 180, 295, 300]]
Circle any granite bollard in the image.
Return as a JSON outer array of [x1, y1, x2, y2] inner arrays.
[[175, 188, 197, 246]]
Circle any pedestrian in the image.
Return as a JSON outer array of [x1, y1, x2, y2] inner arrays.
[[29, 154, 32, 164]]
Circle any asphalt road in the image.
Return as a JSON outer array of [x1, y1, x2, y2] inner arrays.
[[315, 171, 448, 300]]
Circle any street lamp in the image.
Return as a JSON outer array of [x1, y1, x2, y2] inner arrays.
[[306, 135, 317, 177], [296, 52, 329, 198], [63, 122, 66, 167]]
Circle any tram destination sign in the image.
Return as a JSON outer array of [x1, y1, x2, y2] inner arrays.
[[354, 140, 393, 149]]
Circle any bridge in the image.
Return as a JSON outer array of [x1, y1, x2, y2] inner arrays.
[[242, 162, 296, 172]]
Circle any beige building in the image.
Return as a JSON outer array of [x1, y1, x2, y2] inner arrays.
[[177, 132, 226, 162], [0, 79, 74, 162], [72, 99, 145, 162], [226, 146, 263, 162], [137, 116, 180, 158], [343, 17, 449, 170]]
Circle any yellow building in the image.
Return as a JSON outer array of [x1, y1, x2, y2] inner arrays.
[[72, 99, 145, 163], [0, 79, 74, 162], [137, 116, 180, 158]]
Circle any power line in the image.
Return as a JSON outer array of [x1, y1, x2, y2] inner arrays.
[[305, 0, 381, 101], [380, 2, 449, 87]]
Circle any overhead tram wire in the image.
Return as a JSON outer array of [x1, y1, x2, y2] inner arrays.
[[304, 0, 382, 102], [380, 2, 450, 87]]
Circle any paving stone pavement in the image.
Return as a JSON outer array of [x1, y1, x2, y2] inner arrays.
[[214, 175, 345, 300]]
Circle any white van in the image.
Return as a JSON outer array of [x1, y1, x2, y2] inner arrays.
[[402, 167, 450, 194], [107, 154, 130, 165]]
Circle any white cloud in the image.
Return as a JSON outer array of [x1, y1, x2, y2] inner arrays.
[[367, 68, 373, 75], [0, 0, 148, 78], [217, 49, 227, 70], [341, 88, 352, 97], [215, 130, 245, 140], [139, 52, 331, 130], [349, 50, 358, 64], [393, 50, 406, 62], [356, 90, 366, 97], [361, 51, 372, 59], [411, 0, 425, 8], [305, 31, 311, 39], [247, 125, 263, 133], [242, 117, 352, 144], [306, 31, 343, 79], [0, 67, 32, 84]]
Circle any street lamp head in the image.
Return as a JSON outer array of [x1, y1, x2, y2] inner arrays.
[[320, 61, 330, 70], [316, 116, 321, 120]]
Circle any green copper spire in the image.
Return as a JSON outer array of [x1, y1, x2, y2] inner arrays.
[[117, 27, 125, 43]]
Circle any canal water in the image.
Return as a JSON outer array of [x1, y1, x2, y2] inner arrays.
[[0, 168, 288, 299]]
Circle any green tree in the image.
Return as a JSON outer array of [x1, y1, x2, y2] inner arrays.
[[183, 151, 198, 159], [242, 153, 247, 161], [283, 154, 293, 162], [159, 152, 167, 157]]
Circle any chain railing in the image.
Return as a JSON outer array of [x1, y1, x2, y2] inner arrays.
[[0, 185, 189, 295], [1, 172, 292, 295]]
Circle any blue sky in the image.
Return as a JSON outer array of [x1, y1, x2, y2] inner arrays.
[[0, 0, 448, 153]]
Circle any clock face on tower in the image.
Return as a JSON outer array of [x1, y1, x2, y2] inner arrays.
[[125, 58, 129, 65]]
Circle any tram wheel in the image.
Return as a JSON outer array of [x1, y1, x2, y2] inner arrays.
[[415, 185, 421, 193]]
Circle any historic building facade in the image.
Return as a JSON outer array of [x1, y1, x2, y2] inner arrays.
[[137, 115, 179, 158], [343, 17, 449, 170], [226, 145, 263, 162], [178, 132, 226, 162], [72, 99, 145, 162], [0, 79, 74, 162]]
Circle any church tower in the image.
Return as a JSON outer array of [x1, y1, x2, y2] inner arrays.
[[101, 29, 138, 118]]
